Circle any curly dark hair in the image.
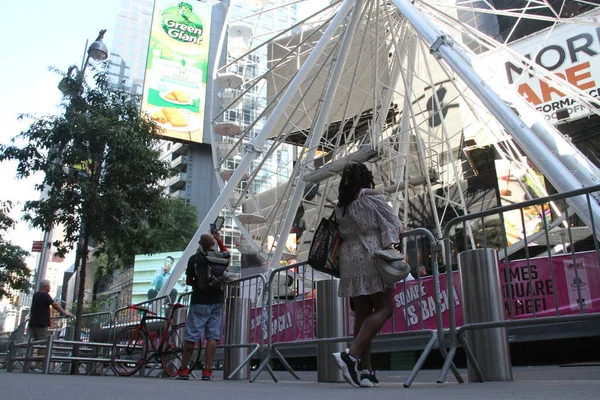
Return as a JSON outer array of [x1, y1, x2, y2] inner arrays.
[[337, 163, 374, 212]]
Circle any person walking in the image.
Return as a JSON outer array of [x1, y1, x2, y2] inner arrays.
[[332, 163, 405, 387], [176, 230, 229, 380], [28, 279, 72, 370]]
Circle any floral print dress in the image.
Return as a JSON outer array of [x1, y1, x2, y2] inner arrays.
[[334, 192, 404, 298]]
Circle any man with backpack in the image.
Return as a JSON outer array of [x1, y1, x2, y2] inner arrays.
[[176, 230, 230, 380]]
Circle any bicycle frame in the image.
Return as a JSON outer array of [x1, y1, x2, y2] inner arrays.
[[112, 303, 196, 378], [132, 306, 178, 360]]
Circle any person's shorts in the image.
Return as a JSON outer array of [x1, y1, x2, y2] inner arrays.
[[184, 303, 224, 342], [29, 327, 49, 341]]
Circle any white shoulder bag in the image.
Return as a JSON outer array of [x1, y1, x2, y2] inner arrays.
[[348, 215, 411, 285]]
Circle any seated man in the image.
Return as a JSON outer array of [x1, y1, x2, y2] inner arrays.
[[148, 256, 178, 303]]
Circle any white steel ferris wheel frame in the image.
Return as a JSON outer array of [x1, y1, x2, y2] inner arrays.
[[160, 0, 600, 298]]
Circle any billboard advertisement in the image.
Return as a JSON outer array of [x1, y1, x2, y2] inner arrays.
[[495, 158, 549, 246], [142, 1, 212, 143], [132, 251, 189, 305], [480, 11, 600, 124]]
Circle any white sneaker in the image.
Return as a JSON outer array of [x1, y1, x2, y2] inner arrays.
[[360, 370, 373, 387], [332, 349, 360, 388], [360, 370, 379, 387]]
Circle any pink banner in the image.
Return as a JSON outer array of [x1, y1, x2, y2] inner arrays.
[[250, 299, 315, 343], [248, 251, 600, 343], [379, 273, 463, 333], [500, 250, 600, 318]]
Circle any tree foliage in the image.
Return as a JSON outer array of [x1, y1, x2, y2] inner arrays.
[[0, 65, 178, 348], [1, 69, 174, 258], [95, 197, 198, 280], [0, 201, 31, 300]]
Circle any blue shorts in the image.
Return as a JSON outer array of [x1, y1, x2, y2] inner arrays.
[[184, 303, 224, 342]]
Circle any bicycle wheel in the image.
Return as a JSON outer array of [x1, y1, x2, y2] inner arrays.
[[111, 326, 148, 376], [161, 323, 200, 377]]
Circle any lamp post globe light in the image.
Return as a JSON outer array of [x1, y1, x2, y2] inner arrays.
[[87, 35, 109, 62], [58, 29, 109, 97], [34, 30, 108, 293]]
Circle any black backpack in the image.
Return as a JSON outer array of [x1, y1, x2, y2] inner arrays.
[[194, 250, 229, 291]]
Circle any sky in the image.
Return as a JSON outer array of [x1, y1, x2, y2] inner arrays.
[[0, 0, 122, 266], [0, 0, 320, 270]]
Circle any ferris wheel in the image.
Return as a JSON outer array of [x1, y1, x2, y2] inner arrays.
[[201, 0, 600, 277]]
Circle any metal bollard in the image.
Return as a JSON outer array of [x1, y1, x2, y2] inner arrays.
[[458, 248, 513, 382], [316, 279, 347, 383], [223, 296, 251, 380]]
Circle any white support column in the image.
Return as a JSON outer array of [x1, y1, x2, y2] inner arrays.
[[159, 0, 357, 297], [390, 0, 600, 239], [391, 35, 417, 217], [268, 0, 363, 272]]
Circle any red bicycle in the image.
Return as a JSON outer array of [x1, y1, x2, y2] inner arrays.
[[110, 303, 200, 377]]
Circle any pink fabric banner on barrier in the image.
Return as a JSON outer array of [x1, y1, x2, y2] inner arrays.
[[500, 250, 600, 318], [249, 251, 600, 343], [250, 299, 315, 343]]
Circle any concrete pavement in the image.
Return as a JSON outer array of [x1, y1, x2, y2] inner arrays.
[[1, 366, 599, 400]]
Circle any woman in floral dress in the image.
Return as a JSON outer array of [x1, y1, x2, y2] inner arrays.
[[332, 163, 405, 387]]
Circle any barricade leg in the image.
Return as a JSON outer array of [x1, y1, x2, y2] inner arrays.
[[403, 331, 437, 388], [316, 279, 346, 383], [224, 297, 251, 380], [43, 336, 54, 374], [6, 341, 15, 372], [226, 344, 260, 380], [436, 345, 464, 384], [24, 338, 33, 373], [251, 351, 279, 383], [458, 248, 512, 382], [273, 347, 300, 379]]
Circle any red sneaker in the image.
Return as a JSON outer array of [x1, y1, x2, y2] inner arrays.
[[175, 367, 190, 380], [201, 369, 213, 381]]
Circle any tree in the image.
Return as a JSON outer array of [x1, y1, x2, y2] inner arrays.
[[0, 201, 30, 300], [0, 67, 174, 370], [94, 197, 198, 280]]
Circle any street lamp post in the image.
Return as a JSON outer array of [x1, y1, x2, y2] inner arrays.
[[33, 30, 108, 296], [56, 30, 109, 375]]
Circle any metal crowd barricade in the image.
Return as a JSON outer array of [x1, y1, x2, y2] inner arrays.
[[109, 295, 172, 377], [251, 261, 316, 382], [7, 334, 115, 375], [252, 230, 463, 387], [113, 295, 171, 327], [439, 184, 600, 382], [177, 291, 192, 308], [5, 313, 115, 375], [49, 316, 74, 340], [175, 274, 267, 380], [81, 312, 114, 343], [5, 297, 170, 376], [4, 320, 30, 371], [221, 274, 267, 379], [0, 332, 10, 368]]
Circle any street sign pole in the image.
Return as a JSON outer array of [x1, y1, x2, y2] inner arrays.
[[33, 230, 53, 292]]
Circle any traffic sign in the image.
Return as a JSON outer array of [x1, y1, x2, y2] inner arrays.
[[31, 240, 43, 253]]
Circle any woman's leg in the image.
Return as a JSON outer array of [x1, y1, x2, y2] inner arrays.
[[351, 295, 373, 371], [348, 288, 394, 360]]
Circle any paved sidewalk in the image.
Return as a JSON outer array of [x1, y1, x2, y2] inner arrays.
[[1, 366, 599, 400]]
